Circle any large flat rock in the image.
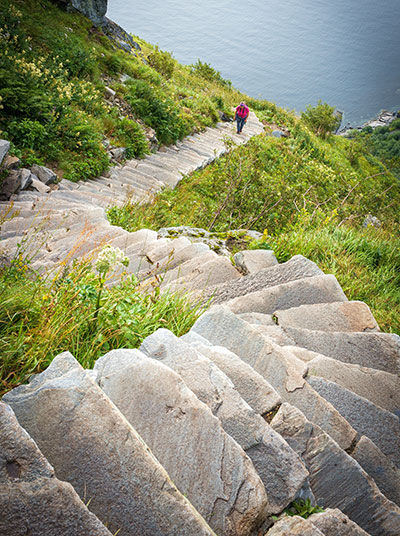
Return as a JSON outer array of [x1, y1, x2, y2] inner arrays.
[[309, 508, 370, 535], [271, 403, 400, 536], [305, 352, 400, 415], [352, 436, 400, 507], [0, 402, 112, 536], [201, 255, 323, 304], [94, 349, 268, 536], [266, 516, 324, 535], [233, 249, 278, 274], [140, 330, 307, 514], [192, 306, 357, 450], [225, 274, 347, 315], [282, 327, 400, 374], [307, 377, 400, 468], [3, 353, 216, 536], [274, 301, 380, 332]]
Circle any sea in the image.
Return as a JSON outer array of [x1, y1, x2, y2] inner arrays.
[[107, 0, 400, 127]]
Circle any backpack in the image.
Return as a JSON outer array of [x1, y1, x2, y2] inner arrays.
[[236, 105, 249, 118]]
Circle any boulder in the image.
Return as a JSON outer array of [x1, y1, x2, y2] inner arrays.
[[19, 169, 33, 190], [266, 516, 324, 535], [308, 377, 400, 468], [140, 331, 307, 513], [192, 306, 357, 450], [0, 402, 112, 536], [281, 327, 400, 375], [309, 508, 370, 535], [2, 155, 20, 170], [203, 255, 323, 304], [31, 164, 57, 185], [145, 235, 191, 263], [0, 140, 10, 165], [30, 175, 51, 194], [225, 274, 347, 315], [233, 249, 278, 274], [94, 348, 268, 535], [3, 352, 216, 536], [274, 301, 380, 332], [352, 436, 400, 506], [0, 170, 23, 200], [271, 403, 400, 536]]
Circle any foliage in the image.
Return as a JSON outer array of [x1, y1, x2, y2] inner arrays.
[[301, 100, 341, 138], [282, 498, 324, 519], [348, 118, 400, 179], [147, 46, 175, 78], [190, 60, 232, 87], [0, 242, 207, 396]]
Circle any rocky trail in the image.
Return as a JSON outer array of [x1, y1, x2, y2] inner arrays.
[[1, 114, 400, 536]]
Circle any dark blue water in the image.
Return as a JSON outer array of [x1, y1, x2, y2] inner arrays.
[[108, 0, 400, 126]]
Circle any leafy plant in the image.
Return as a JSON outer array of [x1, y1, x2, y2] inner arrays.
[[301, 100, 341, 138], [148, 46, 175, 78], [282, 498, 324, 519]]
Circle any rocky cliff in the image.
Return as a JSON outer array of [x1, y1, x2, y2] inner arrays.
[[55, 0, 107, 25]]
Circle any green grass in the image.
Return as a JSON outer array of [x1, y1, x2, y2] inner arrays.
[[0, 252, 207, 396]]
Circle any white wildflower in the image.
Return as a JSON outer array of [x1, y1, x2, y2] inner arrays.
[[95, 245, 129, 275]]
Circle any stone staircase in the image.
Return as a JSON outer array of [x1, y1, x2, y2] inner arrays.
[[1, 115, 400, 536]]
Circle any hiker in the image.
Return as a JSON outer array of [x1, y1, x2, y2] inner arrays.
[[234, 102, 249, 133]]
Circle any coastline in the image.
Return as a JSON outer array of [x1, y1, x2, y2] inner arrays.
[[339, 109, 400, 137]]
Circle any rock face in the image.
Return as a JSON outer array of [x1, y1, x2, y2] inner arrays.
[[0, 402, 112, 536], [56, 0, 107, 25], [308, 508, 371, 535], [94, 348, 269, 536], [3, 353, 216, 536]]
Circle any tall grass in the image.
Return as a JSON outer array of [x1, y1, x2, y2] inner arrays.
[[0, 251, 207, 396]]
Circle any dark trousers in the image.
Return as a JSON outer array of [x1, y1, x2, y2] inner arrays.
[[236, 116, 246, 132]]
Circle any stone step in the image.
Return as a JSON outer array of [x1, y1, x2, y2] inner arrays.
[[233, 249, 278, 275], [280, 327, 400, 375], [303, 351, 400, 414], [352, 436, 400, 507], [307, 377, 400, 468], [154, 241, 211, 273], [135, 162, 182, 186], [3, 353, 216, 536], [237, 312, 276, 326], [225, 274, 347, 315], [266, 516, 325, 535], [0, 402, 113, 536], [202, 255, 323, 304], [271, 403, 400, 536], [181, 333, 282, 415], [139, 330, 308, 515], [191, 306, 357, 450], [161, 255, 242, 293], [308, 508, 371, 535], [93, 348, 269, 536], [274, 301, 380, 332], [144, 236, 192, 263]]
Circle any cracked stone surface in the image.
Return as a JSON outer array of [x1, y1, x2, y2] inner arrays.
[[3, 352, 216, 536], [94, 348, 268, 536]]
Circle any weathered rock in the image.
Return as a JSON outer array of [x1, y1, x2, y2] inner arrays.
[[140, 330, 307, 513], [192, 306, 357, 449], [2, 155, 20, 170], [104, 86, 116, 99], [0, 401, 112, 536], [31, 164, 57, 185], [94, 348, 268, 535], [185, 338, 282, 415], [110, 147, 127, 161], [233, 249, 277, 274], [57, 0, 107, 26], [305, 352, 400, 414], [225, 274, 347, 315], [0, 140, 10, 165], [30, 175, 51, 194], [156, 241, 210, 272], [0, 170, 23, 200], [307, 377, 400, 468], [309, 508, 371, 535], [252, 324, 301, 346], [266, 516, 324, 535], [3, 352, 216, 536], [19, 169, 33, 190], [203, 255, 323, 304], [281, 327, 400, 374], [352, 436, 400, 506], [145, 236, 191, 263], [237, 312, 276, 326], [271, 403, 400, 536], [274, 301, 380, 332]]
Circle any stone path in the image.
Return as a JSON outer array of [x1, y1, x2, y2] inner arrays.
[[1, 113, 400, 535]]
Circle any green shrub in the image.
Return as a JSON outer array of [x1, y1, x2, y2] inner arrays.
[[6, 119, 47, 150], [148, 46, 175, 78], [301, 100, 341, 138], [113, 117, 149, 158], [190, 60, 231, 87]]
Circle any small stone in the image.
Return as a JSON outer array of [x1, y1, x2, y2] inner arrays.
[[2, 155, 20, 170], [0, 170, 22, 200], [104, 86, 116, 99], [31, 164, 57, 185], [19, 169, 33, 190], [363, 214, 381, 228], [30, 175, 51, 194], [110, 147, 127, 161]]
